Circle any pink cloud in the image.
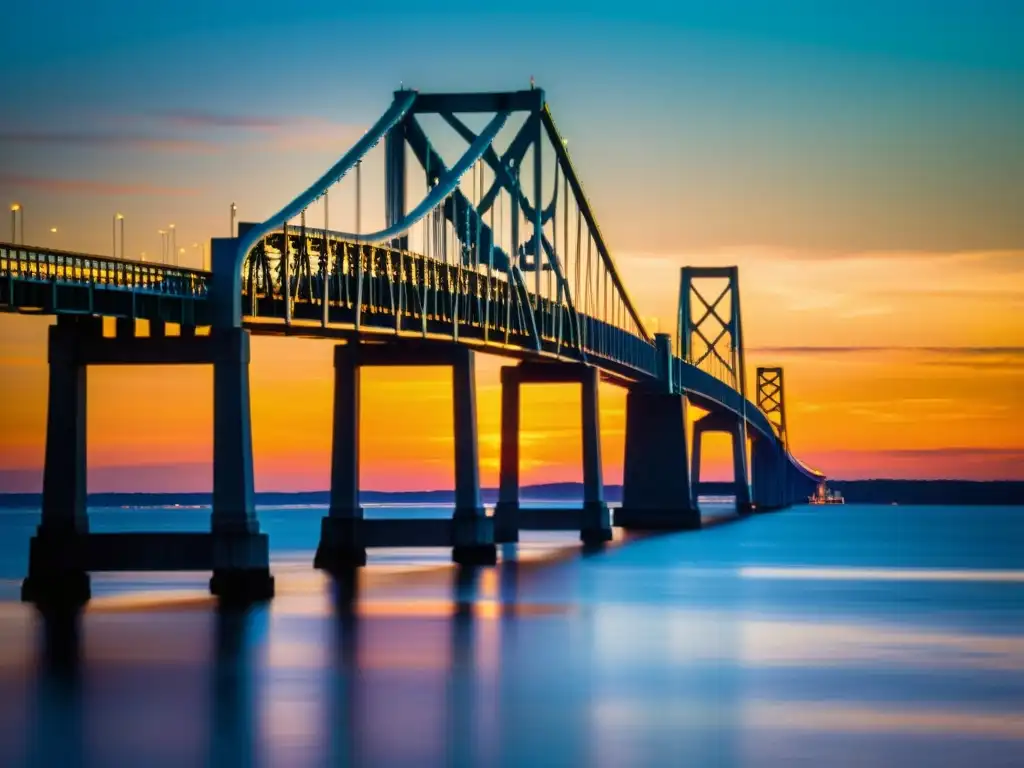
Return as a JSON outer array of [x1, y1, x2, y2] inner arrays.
[[807, 447, 1024, 481], [0, 130, 220, 154], [0, 174, 199, 197]]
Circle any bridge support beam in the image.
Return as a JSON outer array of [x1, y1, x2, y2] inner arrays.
[[617, 387, 700, 530], [493, 363, 612, 545], [751, 437, 789, 511], [691, 411, 753, 514], [314, 343, 495, 570], [22, 317, 273, 606]]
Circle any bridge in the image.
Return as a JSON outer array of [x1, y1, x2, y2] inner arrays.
[[0, 87, 823, 605]]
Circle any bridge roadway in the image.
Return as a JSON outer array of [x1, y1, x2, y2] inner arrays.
[[0, 239, 796, 446]]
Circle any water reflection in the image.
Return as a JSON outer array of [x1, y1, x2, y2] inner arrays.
[[4, 503, 1023, 767], [209, 606, 258, 768], [28, 608, 84, 768]]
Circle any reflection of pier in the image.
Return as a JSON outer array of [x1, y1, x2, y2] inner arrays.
[[27, 609, 85, 768]]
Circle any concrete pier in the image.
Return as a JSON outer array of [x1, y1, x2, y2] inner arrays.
[[691, 410, 753, 513], [314, 343, 496, 570], [493, 363, 612, 545], [617, 386, 700, 530], [22, 316, 274, 606], [751, 437, 789, 511]]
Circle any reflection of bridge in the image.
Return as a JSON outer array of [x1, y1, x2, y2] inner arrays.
[[0, 87, 822, 605]]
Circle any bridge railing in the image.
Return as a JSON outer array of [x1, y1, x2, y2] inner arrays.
[[0, 243, 210, 298], [242, 233, 658, 376]]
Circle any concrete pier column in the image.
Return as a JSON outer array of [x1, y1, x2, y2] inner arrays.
[[22, 316, 96, 604], [579, 367, 612, 544], [211, 328, 258, 535], [316, 344, 367, 570], [41, 318, 92, 535], [751, 438, 788, 511], [730, 418, 754, 514], [691, 421, 704, 486], [209, 327, 274, 600], [617, 388, 700, 530], [451, 348, 496, 565], [493, 367, 521, 543]]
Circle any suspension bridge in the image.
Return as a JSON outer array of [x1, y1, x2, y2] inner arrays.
[[0, 87, 823, 605]]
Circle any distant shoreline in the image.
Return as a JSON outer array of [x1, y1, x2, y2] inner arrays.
[[0, 480, 1020, 508]]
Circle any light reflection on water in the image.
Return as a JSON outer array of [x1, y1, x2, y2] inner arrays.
[[0, 503, 1021, 766]]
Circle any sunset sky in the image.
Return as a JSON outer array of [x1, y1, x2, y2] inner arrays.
[[1, 2, 1022, 492]]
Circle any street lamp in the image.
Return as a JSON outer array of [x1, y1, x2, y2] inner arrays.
[[10, 203, 22, 244], [113, 213, 125, 259], [169, 224, 176, 264], [158, 230, 167, 262], [178, 247, 186, 267], [230, 202, 237, 237], [192, 242, 207, 270]]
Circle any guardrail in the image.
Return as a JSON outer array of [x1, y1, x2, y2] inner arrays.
[[0, 243, 210, 297]]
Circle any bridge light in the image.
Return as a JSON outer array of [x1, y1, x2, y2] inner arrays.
[[10, 203, 19, 212], [49, 227, 57, 233]]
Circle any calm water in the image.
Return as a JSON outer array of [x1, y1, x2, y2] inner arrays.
[[0, 503, 1021, 767]]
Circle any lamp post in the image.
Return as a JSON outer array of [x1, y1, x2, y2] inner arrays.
[[113, 213, 125, 258], [10, 203, 21, 244], [178, 247, 186, 267], [158, 230, 167, 262], [230, 202, 237, 237], [192, 242, 206, 270], [169, 224, 176, 264]]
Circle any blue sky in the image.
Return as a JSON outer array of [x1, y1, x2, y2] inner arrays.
[[3, 1, 1021, 256]]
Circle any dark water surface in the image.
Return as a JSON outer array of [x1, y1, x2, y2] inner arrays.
[[0, 503, 1021, 767]]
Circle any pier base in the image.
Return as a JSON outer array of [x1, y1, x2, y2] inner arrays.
[[618, 388, 700, 531], [692, 410, 754, 514], [23, 532, 274, 605], [21, 315, 273, 606], [314, 344, 496, 567], [494, 363, 612, 545]]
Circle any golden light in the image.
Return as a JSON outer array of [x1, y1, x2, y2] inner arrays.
[[10, 203, 20, 212], [116, 213, 124, 220], [49, 227, 57, 233]]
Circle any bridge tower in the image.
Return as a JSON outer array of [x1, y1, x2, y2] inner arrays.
[[679, 266, 753, 512], [751, 366, 793, 510], [756, 367, 788, 450]]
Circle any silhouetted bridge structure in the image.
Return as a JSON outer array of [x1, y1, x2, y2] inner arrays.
[[0, 87, 822, 605]]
